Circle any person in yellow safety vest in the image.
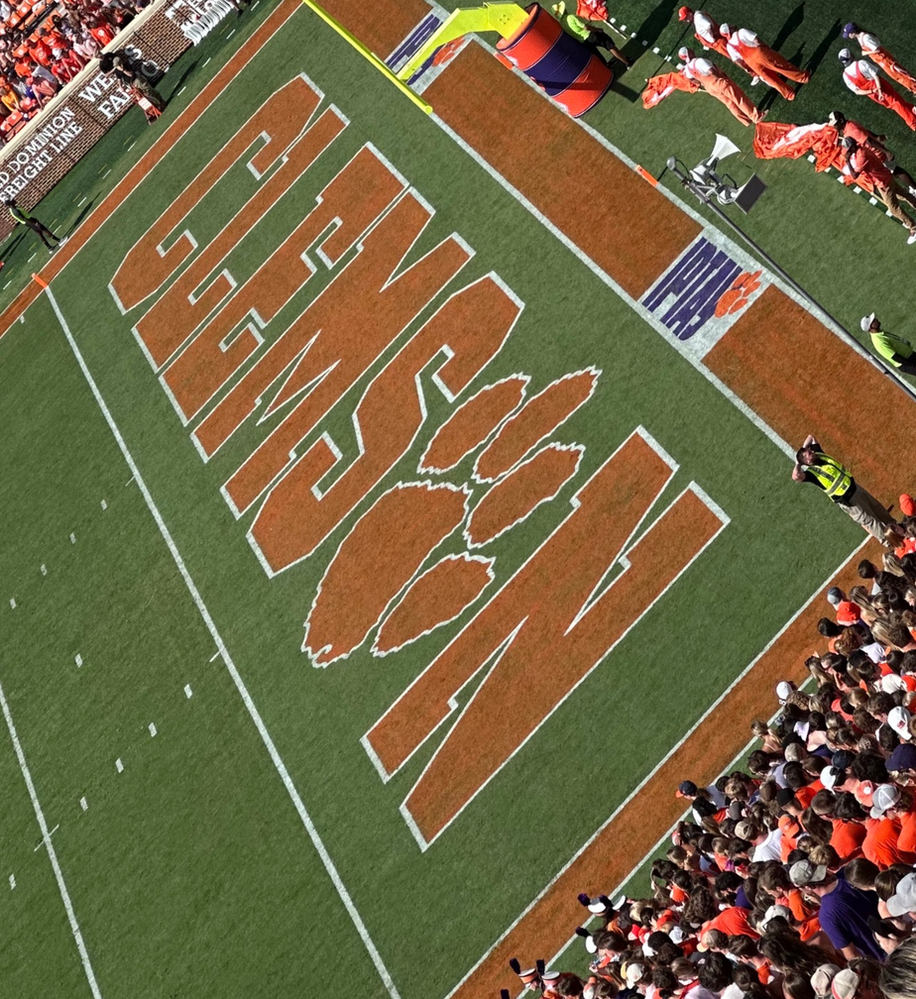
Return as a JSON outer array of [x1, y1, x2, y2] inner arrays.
[[551, 2, 632, 68], [792, 434, 897, 545], [860, 313, 916, 374], [3, 196, 60, 252]]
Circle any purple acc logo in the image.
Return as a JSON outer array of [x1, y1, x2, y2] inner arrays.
[[642, 237, 744, 340]]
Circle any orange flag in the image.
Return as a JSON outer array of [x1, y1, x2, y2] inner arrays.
[[643, 72, 699, 109], [575, 0, 608, 20]]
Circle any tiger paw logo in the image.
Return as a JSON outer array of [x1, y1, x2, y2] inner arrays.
[[303, 369, 599, 666], [715, 270, 762, 318]]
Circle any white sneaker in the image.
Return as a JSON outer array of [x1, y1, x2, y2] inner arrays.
[[908, 229, 916, 244], [750, 76, 760, 85]]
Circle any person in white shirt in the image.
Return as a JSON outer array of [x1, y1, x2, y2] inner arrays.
[[839, 48, 916, 131], [843, 22, 916, 96], [719, 23, 810, 101], [677, 46, 762, 127], [676, 6, 731, 61]]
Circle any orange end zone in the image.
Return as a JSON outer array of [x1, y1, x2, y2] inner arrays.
[[704, 285, 916, 499], [424, 44, 700, 298]]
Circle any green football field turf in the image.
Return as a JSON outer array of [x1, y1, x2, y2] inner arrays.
[[0, 2, 913, 997]]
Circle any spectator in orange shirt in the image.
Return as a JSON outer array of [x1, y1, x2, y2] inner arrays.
[[830, 794, 868, 862], [758, 865, 822, 942], [862, 784, 916, 868], [776, 789, 803, 860]]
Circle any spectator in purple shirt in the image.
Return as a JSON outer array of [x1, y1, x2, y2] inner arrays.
[[789, 859, 882, 960]]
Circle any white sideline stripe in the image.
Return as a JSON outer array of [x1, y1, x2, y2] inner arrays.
[[44, 289, 401, 999], [0, 680, 103, 998], [442, 536, 866, 999]]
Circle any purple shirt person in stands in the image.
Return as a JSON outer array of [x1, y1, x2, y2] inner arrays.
[[789, 860, 882, 960]]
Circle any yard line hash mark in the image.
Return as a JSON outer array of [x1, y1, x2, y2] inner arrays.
[[45, 289, 401, 999], [184, 684, 193, 698], [34, 824, 60, 851], [115, 758, 124, 773], [0, 678, 103, 997]]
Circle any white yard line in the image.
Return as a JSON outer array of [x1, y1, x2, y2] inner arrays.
[[44, 288, 401, 999], [0, 679, 103, 998]]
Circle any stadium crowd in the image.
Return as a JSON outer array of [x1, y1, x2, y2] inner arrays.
[[0, 0, 151, 137], [505, 504, 916, 999]]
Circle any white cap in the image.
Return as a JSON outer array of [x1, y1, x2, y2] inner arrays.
[[870, 782, 901, 819], [860, 313, 876, 332], [760, 904, 792, 931], [776, 680, 794, 703], [820, 765, 844, 789], [678, 45, 691, 60], [889, 705, 913, 740], [838, 47, 852, 61], [719, 22, 730, 35], [626, 964, 646, 987]]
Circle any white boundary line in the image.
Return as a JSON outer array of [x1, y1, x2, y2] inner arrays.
[[43, 288, 401, 999], [0, 678, 103, 999], [428, 97, 794, 461]]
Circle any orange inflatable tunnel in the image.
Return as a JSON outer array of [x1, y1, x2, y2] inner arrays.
[[496, 3, 613, 117]]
